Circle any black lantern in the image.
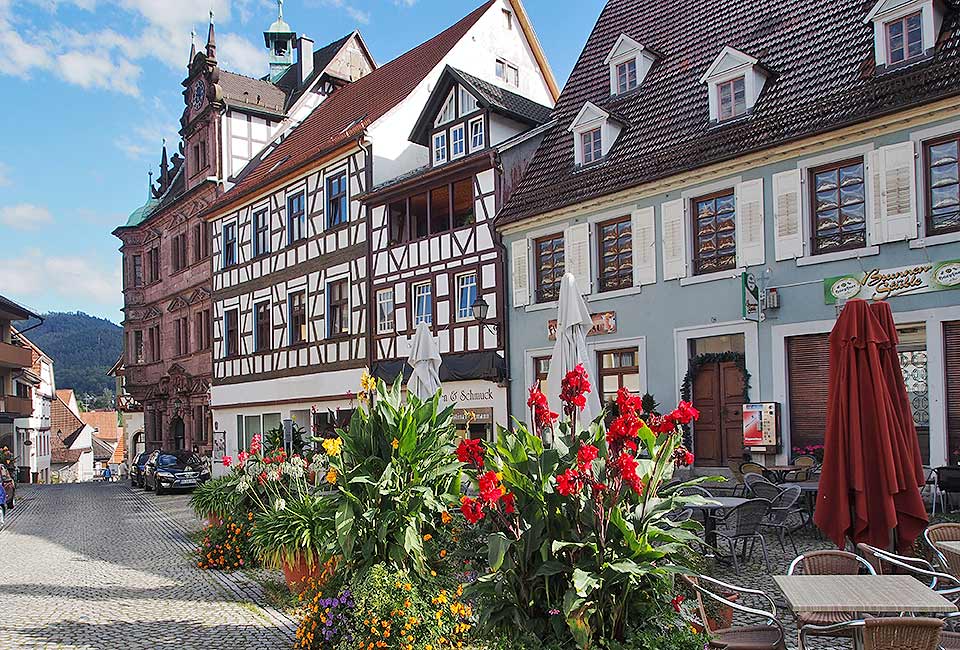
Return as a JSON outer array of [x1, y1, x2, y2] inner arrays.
[[471, 296, 490, 322]]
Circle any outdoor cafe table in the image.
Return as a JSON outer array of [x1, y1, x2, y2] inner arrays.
[[764, 465, 801, 483], [937, 541, 960, 557], [691, 496, 748, 549]]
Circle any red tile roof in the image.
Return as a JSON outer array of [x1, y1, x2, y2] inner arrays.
[[81, 410, 120, 441], [211, 1, 494, 213], [51, 396, 89, 464]]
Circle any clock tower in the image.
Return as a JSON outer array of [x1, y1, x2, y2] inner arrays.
[[180, 13, 223, 192]]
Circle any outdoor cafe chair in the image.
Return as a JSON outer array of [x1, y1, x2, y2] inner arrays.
[[740, 461, 768, 480], [784, 455, 818, 482], [728, 459, 748, 497], [761, 486, 803, 554], [788, 550, 876, 644], [798, 617, 944, 650], [746, 475, 782, 501], [713, 499, 772, 574], [682, 574, 787, 650], [924, 523, 960, 578], [856, 543, 943, 581], [935, 467, 960, 513]]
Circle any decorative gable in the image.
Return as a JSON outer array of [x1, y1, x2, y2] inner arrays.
[[603, 34, 657, 95], [699, 46, 768, 123], [569, 102, 623, 166], [865, 0, 944, 68]]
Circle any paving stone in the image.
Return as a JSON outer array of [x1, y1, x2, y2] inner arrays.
[[0, 482, 294, 650]]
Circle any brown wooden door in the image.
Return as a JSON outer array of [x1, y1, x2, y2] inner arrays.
[[692, 361, 746, 467]]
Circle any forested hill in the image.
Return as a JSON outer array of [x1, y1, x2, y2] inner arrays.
[[16, 312, 122, 400]]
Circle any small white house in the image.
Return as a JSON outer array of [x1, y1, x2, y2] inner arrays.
[[51, 390, 95, 482]]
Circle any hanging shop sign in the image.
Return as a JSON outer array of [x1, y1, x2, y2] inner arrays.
[[824, 259, 960, 304], [548, 311, 617, 341], [741, 272, 762, 322]]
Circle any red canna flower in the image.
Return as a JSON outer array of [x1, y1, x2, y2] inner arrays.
[[671, 594, 686, 613], [669, 401, 700, 425], [221, 455, 232, 468], [616, 452, 644, 495], [502, 491, 516, 515], [607, 413, 641, 453], [646, 414, 676, 436], [456, 438, 485, 469], [478, 471, 504, 505], [576, 444, 599, 473], [460, 495, 485, 524], [527, 384, 558, 434], [615, 387, 643, 417], [673, 446, 695, 467], [559, 364, 591, 416], [555, 468, 584, 497]]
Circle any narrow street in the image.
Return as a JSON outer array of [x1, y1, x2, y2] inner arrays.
[[0, 483, 294, 649]]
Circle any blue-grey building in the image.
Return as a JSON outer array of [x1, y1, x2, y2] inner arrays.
[[496, 0, 960, 469]]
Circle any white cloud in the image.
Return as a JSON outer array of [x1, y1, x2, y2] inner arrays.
[[57, 50, 141, 95], [0, 253, 121, 312], [0, 162, 10, 187], [113, 96, 181, 160], [0, 204, 54, 231], [218, 32, 267, 77]]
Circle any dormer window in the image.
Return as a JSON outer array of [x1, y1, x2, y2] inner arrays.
[[459, 87, 478, 115], [433, 132, 447, 165], [451, 124, 465, 159], [436, 90, 456, 126], [604, 34, 656, 96], [717, 76, 746, 121], [866, 0, 944, 69], [700, 47, 768, 123], [570, 102, 623, 167]]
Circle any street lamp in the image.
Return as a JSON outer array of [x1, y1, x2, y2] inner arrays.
[[471, 296, 497, 335]]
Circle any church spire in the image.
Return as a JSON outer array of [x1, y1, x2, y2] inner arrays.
[[264, 0, 295, 82], [147, 170, 154, 199], [159, 138, 170, 190], [188, 30, 196, 67], [206, 10, 216, 60]]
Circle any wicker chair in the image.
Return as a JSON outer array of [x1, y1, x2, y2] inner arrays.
[[713, 499, 771, 574], [683, 574, 786, 650], [740, 462, 767, 479], [788, 550, 876, 644], [762, 486, 802, 554], [746, 475, 781, 501], [784, 455, 818, 482], [800, 618, 943, 650], [924, 523, 960, 577], [857, 543, 940, 579], [728, 459, 747, 497]]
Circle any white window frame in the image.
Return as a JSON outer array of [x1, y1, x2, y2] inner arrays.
[[496, 58, 519, 87], [604, 35, 655, 96], [615, 58, 638, 94], [866, 0, 942, 68], [910, 119, 960, 249], [376, 289, 395, 334], [459, 87, 478, 116], [435, 89, 456, 126], [455, 272, 478, 322], [716, 76, 747, 122], [451, 124, 466, 160], [469, 117, 485, 151], [433, 132, 448, 165], [581, 128, 602, 165], [570, 102, 622, 167], [413, 281, 433, 326], [700, 46, 767, 124]]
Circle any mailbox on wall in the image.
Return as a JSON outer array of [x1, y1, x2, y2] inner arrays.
[[742, 402, 780, 454]]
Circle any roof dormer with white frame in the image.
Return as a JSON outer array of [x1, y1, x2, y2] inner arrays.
[[700, 46, 769, 123], [570, 102, 623, 167], [604, 34, 657, 96], [865, 0, 945, 69]]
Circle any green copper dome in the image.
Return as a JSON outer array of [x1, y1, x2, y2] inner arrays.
[[122, 175, 160, 228]]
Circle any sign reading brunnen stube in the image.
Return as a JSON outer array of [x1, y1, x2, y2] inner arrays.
[[824, 259, 960, 304]]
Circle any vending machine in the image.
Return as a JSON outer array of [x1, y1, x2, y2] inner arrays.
[[742, 402, 781, 455]]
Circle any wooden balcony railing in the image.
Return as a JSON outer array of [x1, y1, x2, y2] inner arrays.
[[0, 341, 32, 369]]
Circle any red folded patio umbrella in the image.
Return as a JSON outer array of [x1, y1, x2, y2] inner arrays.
[[814, 299, 928, 552]]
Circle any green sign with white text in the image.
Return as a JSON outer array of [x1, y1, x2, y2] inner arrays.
[[824, 259, 960, 304]]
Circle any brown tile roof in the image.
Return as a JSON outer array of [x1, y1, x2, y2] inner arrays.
[[219, 70, 289, 117], [110, 429, 125, 464], [497, 0, 960, 226], [81, 410, 120, 441], [55, 389, 75, 406], [51, 396, 89, 464], [212, 1, 494, 213]]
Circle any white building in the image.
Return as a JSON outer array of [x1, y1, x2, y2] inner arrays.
[[51, 390, 95, 483], [12, 330, 53, 483]]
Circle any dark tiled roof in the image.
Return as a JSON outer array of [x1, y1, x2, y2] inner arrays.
[[219, 70, 288, 117], [497, 0, 960, 226], [211, 1, 495, 212], [410, 66, 554, 145]]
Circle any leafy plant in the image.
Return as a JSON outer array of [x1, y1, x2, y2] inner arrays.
[[325, 378, 462, 574], [251, 493, 334, 569], [265, 422, 309, 458], [459, 367, 714, 648], [196, 512, 256, 571], [189, 476, 236, 520]]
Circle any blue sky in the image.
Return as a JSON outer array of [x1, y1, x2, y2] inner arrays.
[[0, 0, 603, 323]]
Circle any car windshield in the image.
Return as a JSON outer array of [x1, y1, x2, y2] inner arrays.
[[158, 452, 199, 468]]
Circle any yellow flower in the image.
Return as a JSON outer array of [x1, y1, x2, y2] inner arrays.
[[391, 438, 399, 450], [325, 468, 338, 484], [360, 369, 377, 393], [322, 437, 343, 456]]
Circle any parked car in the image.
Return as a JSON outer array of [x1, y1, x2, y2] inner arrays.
[[130, 452, 150, 488], [143, 450, 210, 495], [0, 465, 15, 508]]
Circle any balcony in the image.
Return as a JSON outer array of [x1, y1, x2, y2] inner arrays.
[[0, 341, 32, 369], [0, 395, 33, 418]]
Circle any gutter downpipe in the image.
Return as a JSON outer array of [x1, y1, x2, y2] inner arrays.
[[489, 150, 514, 427], [358, 135, 376, 395]]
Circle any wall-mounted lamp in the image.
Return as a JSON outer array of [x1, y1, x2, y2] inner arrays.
[[471, 296, 498, 335]]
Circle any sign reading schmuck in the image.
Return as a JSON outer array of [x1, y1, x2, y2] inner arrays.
[[824, 260, 960, 304]]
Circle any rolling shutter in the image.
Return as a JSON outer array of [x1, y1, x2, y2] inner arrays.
[[511, 239, 530, 307], [946, 322, 960, 459], [735, 178, 765, 268], [869, 141, 918, 244], [787, 333, 830, 451], [564, 223, 592, 295], [773, 169, 803, 261], [661, 198, 687, 281], [632, 207, 657, 286]]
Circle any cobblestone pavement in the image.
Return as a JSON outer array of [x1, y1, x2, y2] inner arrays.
[[0, 482, 296, 650]]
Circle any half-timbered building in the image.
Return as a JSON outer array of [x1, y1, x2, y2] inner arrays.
[[113, 11, 374, 454], [364, 66, 554, 439], [204, 0, 558, 461]]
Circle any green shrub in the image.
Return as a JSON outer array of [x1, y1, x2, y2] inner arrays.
[[189, 476, 236, 520], [196, 512, 256, 571], [251, 493, 334, 569]]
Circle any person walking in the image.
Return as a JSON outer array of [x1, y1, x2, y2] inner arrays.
[[119, 459, 129, 481], [102, 465, 112, 482]]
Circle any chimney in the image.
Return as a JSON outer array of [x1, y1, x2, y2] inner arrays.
[[298, 35, 314, 86]]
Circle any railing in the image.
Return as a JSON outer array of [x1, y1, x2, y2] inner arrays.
[[0, 395, 32, 417], [0, 341, 32, 369]]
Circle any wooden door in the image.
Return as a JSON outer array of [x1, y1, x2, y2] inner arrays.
[[692, 361, 746, 467]]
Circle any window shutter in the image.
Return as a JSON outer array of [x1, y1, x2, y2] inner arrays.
[[787, 333, 830, 451], [564, 223, 592, 295], [772, 169, 803, 261], [511, 239, 530, 307], [870, 142, 918, 244], [632, 207, 656, 286], [946, 321, 960, 460], [661, 198, 687, 281], [735, 178, 765, 268]]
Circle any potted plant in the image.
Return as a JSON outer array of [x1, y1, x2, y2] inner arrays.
[[251, 493, 334, 592], [188, 476, 235, 525]]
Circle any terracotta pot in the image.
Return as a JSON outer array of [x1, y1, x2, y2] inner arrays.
[[708, 593, 738, 631], [283, 556, 320, 593]]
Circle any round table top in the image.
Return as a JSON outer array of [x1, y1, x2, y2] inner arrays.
[[692, 496, 749, 511], [766, 465, 800, 472]]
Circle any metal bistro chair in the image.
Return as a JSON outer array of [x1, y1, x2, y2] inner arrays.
[[784, 455, 818, 482], [728, 459, 748, 497], [788, 550, 876, 645], [740, 461, 768, 481], [856, 542, 941, 579], [713, 499, 772, 574], [936, 467, 960, 513], [746, 474, 782, 500], [762, 486, 803, 554], [799, 618, 944, 650], [683, 574, 787, 650], [924, 522, 960, 578]]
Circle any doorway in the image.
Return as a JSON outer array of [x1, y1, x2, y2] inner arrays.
[[171, 417, 185, 450], [688, 335, 747, 467]]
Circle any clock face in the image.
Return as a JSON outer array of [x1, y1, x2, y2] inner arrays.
[[192, 81, 206, 110]]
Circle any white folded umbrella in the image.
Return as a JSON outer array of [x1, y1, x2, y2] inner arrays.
[[407, 321, 442, 400], [545, 273, 602, 427]]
